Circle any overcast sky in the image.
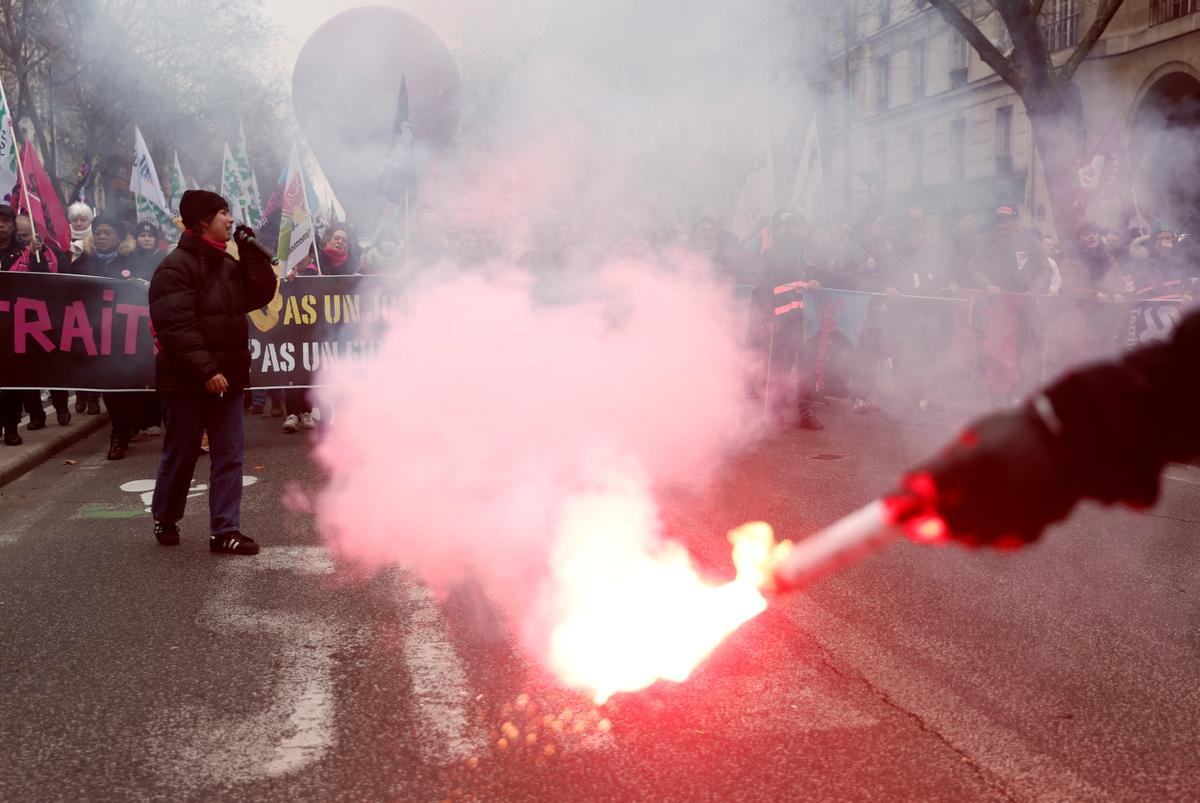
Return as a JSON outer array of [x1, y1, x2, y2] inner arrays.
[[260, 0, 471, 75]]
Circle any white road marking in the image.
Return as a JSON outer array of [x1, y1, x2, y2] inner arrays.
[[1164, 465, 1200, 486], [783, 597, 1111, 801], [119, 475, 257, 512], [393, 575, 489, 764], [151, 546, 347, 784]]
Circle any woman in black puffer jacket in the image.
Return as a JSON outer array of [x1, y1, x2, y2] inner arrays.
[[148, 190, 277, 555]]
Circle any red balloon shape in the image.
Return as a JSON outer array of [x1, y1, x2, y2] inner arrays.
[[292, 7, 460, 235]]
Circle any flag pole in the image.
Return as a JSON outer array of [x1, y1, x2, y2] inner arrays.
[[295, 139, 322, 276], [404, 190, 410, 266], [13, 140, 42, 264]]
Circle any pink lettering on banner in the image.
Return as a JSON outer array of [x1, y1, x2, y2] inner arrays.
[[100, 288, 116, 355], [115, 304, 150, 355], [60, 300, 99, 356], [14, 298, 56, 354]]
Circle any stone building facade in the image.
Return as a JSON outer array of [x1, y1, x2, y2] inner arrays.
[[814, 0, 1200, 234]]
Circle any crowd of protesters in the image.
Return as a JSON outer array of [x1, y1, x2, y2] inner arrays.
[[3, 184, 1198, 451]]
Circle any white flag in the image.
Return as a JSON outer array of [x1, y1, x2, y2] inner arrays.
[[731, 125, 775, 241], [219, 142, 252, 224], [790, 119, 824, 225], [130, 126, 174, 231], [0, 78, 17, 205], [130, 126, 169, 210], [235, 120, 263, 225], [169, 150, 187, 213], [276, 142, 315, 275]]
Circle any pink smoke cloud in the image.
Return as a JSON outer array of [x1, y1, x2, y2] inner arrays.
[[311, 253, 761, 684]]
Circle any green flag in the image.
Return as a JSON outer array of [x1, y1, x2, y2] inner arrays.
[[0, 78, 20, 205], [234, 120, 263, 226], [169, 150, 186, 213], [219, 142, 253, 225]]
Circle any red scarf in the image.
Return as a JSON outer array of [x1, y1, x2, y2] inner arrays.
[[200, 235, 228, 253], [322, 245, 349, 268]]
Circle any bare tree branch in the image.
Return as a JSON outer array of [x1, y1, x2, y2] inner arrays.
[[927, 0, 1022, 88], [1058, 0, 1124, 81]]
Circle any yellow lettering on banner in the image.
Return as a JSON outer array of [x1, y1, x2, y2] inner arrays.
[[324, 295, 341, 324], [283, 296, 302, 325], [341, 294, 361, 323], [301, 295, 317, 325]]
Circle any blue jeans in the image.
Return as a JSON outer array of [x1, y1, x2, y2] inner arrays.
[[152, 392, 245, 535], [250, 388, 282, 407]]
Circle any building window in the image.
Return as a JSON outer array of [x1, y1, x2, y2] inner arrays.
[[910, 41, 927, 100], [994, 106, 1014, 175], [874, 55, 890, 113], [950, 119, 966, 180], [1150, 0, 1200, 25], [1040, 0, 1080, 52], [951, 29, 970, 69], [911, 130, 924, 190], [994, 12, 1012, 54]]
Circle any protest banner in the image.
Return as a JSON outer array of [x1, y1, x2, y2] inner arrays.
[[1, 273, 407, 391]]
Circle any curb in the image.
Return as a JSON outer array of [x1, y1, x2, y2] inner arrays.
[[0, 412, 110, 488]]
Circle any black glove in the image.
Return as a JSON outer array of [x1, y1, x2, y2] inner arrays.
[[233, 225, 257, 248], [902, 399, 1080, 547], [233, 225, 278, 263]]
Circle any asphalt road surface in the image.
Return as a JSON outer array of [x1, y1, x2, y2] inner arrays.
[[2, 402, 1198, 802]]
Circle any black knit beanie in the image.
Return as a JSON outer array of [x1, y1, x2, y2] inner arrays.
[[179, 190, 229, 228]]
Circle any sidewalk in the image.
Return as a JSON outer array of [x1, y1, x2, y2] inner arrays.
[[0, 403, 110, 488]]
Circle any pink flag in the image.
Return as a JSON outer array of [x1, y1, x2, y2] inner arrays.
[[1076, 121, 1125, 203], [16, 140, 69, 251]]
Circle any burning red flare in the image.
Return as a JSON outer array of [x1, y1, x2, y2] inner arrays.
[[543, 474, 790, 704]]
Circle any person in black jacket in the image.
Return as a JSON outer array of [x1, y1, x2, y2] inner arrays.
[[904, 310, 1200, 546], [130, 220, 169, 279], [148, 190, 277, 555], [72, 213, 148, 457]]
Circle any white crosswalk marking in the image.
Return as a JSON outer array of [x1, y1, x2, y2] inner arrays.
[[150, 546, 344, 784], [393, 575, 489, 764]]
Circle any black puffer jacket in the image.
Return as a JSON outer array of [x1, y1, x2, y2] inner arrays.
[[149, 232, 277, 395]]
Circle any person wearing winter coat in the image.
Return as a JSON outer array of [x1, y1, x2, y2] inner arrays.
[[66, 202, 94, 261], [0, 205, 32, 444], [148, 190, 277, 555], [71, 213, 138, 279], [1061, 221, 1123, 300], [130, 220, 169, 279], [1124, 221, 1196, 301], [72, 213, 151, 454]]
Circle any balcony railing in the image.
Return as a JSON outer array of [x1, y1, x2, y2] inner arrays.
[[1151, 0, 1200, 25], [1041, 3, 1080, 52]]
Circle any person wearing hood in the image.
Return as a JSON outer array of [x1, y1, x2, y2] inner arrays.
[[148, 190, 277, 554], [66, 202, 94, 260], [72, 213, 138, 279]]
